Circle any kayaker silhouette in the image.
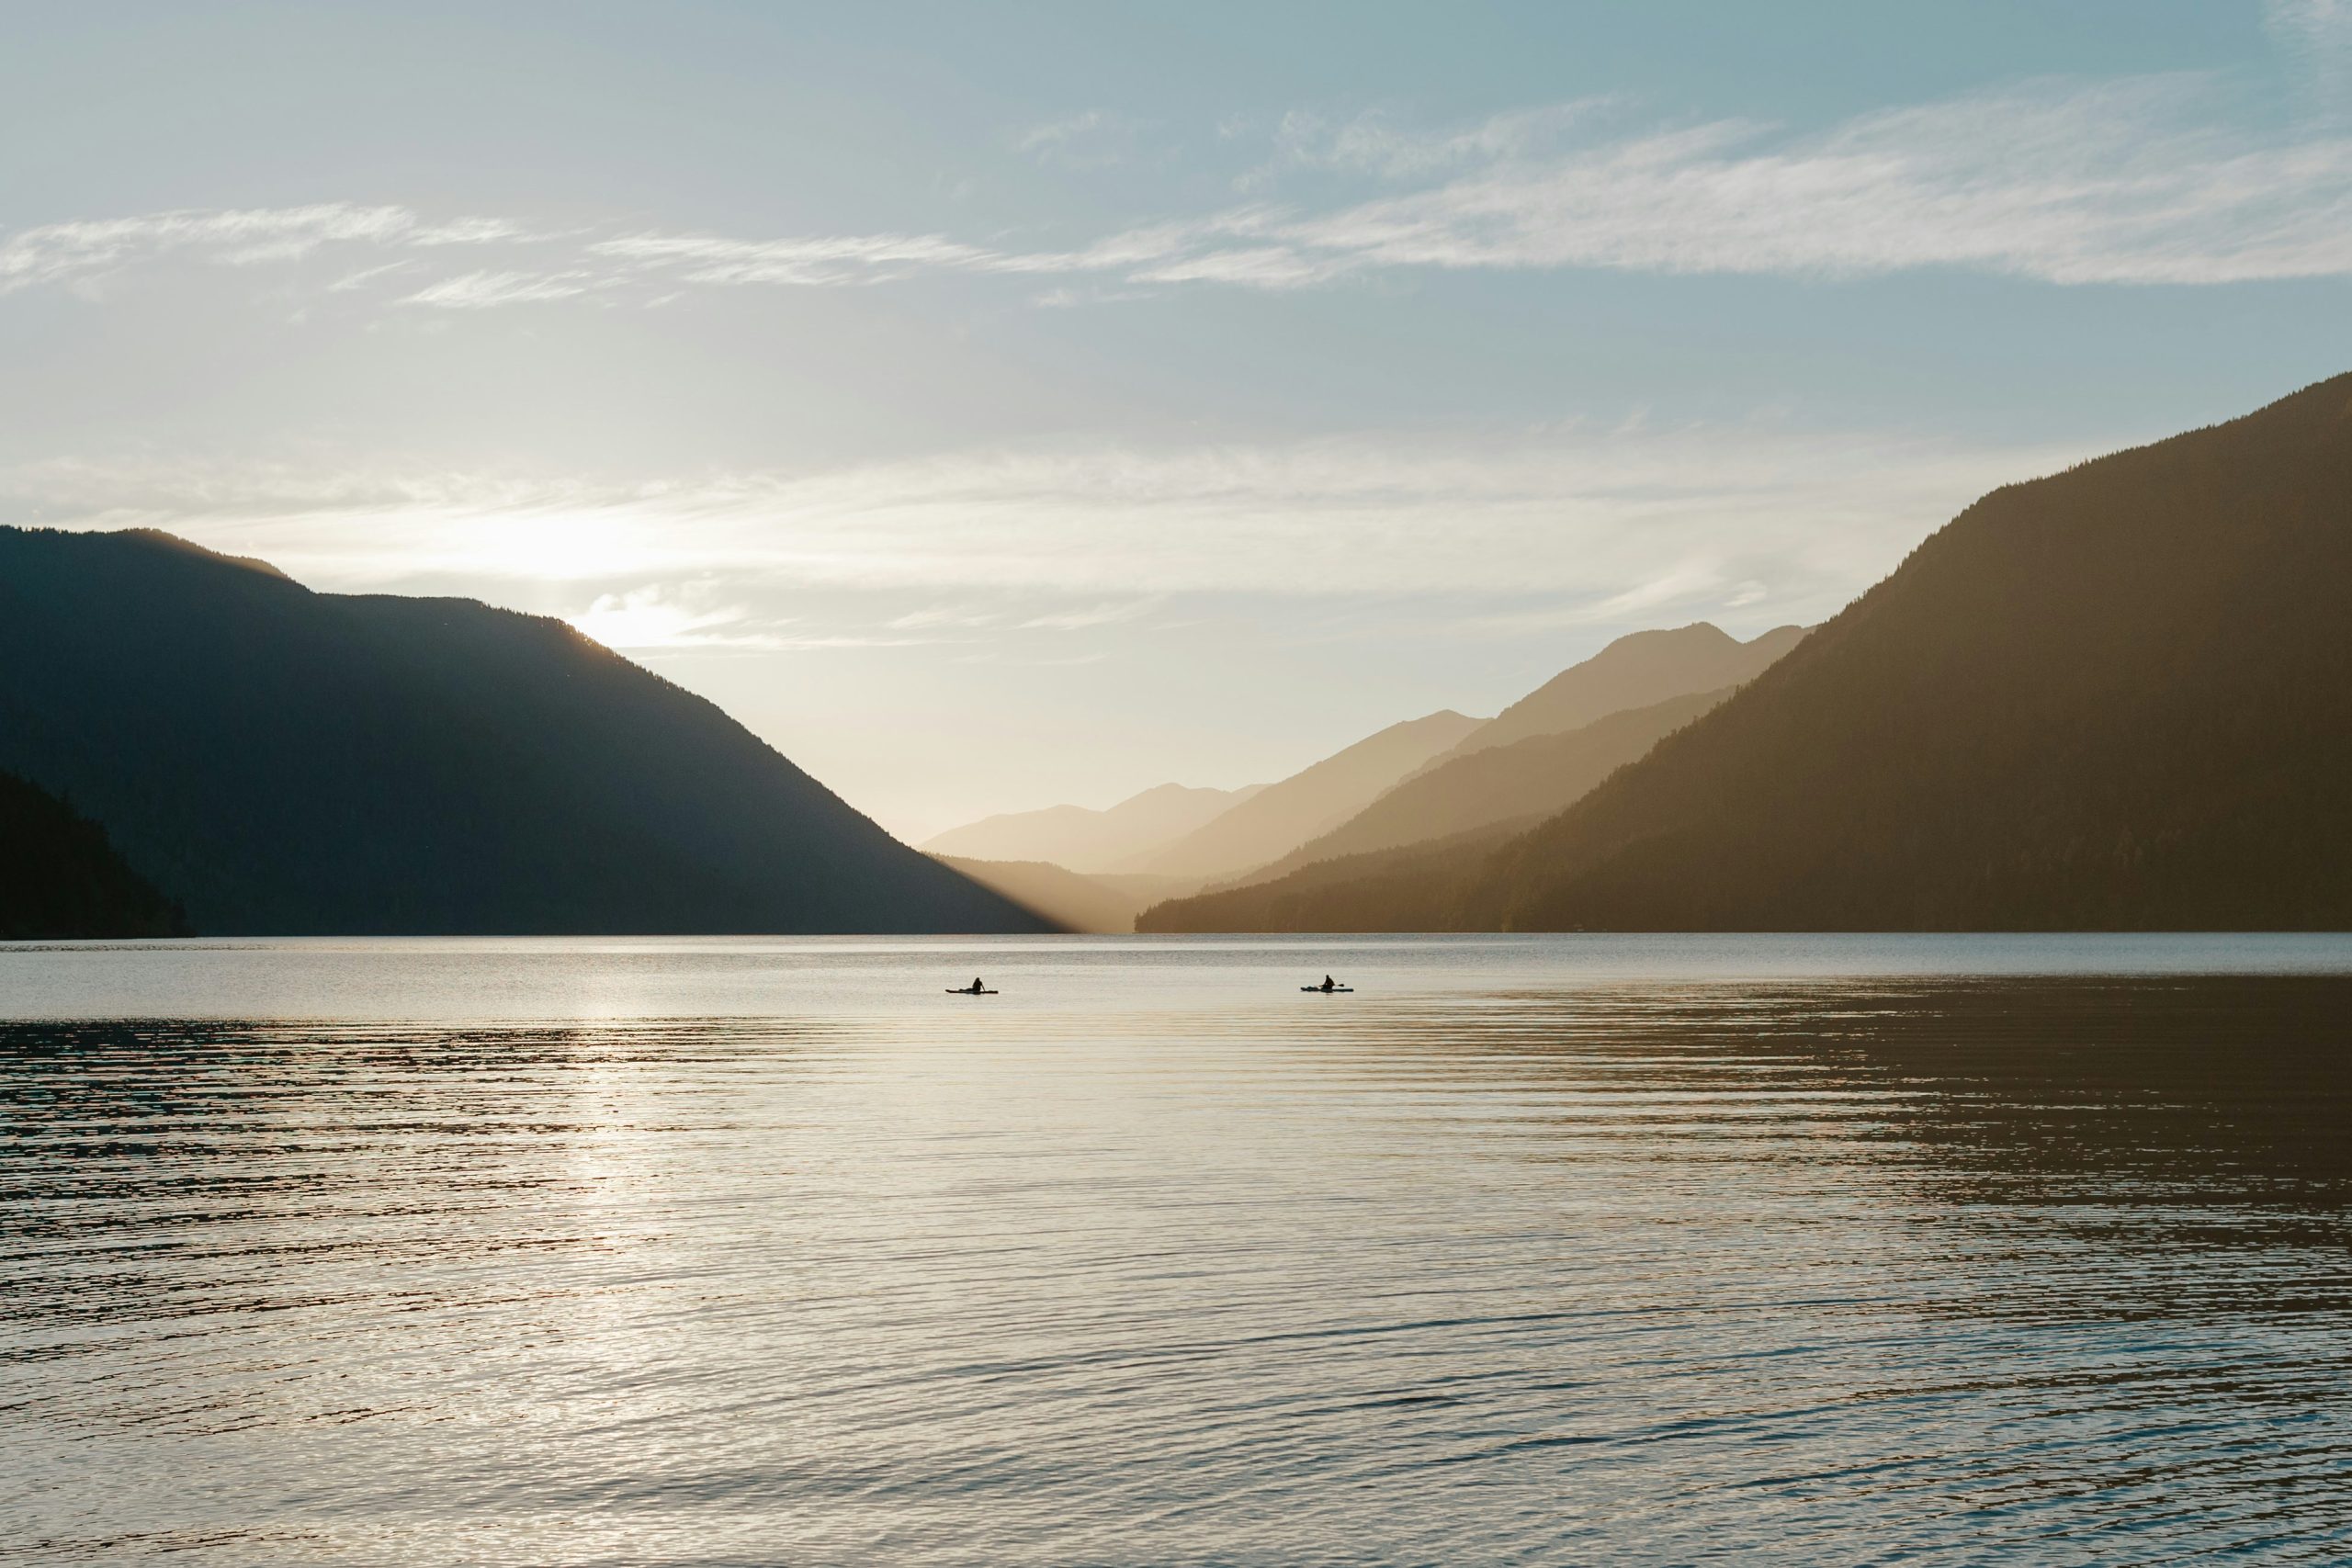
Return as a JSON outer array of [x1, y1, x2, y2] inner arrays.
[[1320, 975, 1336, 992], [969, 977, 985, 993]]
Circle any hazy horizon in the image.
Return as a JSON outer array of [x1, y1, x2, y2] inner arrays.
[[6, 1, 2350, 838]]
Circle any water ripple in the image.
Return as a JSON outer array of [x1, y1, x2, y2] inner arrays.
[[2, 943, 2350, 1563]]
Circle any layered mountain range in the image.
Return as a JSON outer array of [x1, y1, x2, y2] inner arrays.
[[929, 622, 1804, 930], [922, 782, 1262, 873], [1144, 373, 2352, 931], [15, 374, 2346, 939]]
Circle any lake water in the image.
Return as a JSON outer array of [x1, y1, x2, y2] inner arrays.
[[4, 934, 2351, 1564]]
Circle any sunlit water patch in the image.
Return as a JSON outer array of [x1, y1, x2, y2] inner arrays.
[[3, 936, 2350, 1564]]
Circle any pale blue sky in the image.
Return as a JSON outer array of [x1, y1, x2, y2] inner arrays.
[[5, 2, 2349, 836]]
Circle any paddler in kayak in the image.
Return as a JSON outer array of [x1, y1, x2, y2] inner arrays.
[[1319, 975, 1338, 992]]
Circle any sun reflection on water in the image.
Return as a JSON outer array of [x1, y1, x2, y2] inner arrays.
[[2, 945, 2349, 1563]]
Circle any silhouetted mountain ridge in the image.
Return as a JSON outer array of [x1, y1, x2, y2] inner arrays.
[[1423, 623, 1804, 770], [0, 527, 1048, 935], [1223, 685, 1736, 888], [1146, 372, 2352, 931], [1127, 710, 1484, 880]]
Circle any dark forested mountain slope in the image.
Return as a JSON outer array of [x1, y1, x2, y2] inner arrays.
[[1147, 373, 2352, 932], [0, 527, 1049, 935], [1476, 374, 2352, 931], [0, 769, 187, 939]]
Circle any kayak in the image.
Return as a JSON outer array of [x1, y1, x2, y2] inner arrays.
[[1300, 986, 1354, 993], [947, 987, 1000, 995]]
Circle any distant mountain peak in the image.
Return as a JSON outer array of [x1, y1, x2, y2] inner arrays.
[[1121, 709, 1487, 881], [922, 778, 1264, 873], [1414, 621, 1808, 773], [1146, 370, 2352, 933]]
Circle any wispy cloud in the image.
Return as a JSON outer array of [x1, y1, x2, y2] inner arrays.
[[1017, 109, 1143, 170], [2268, 0, 2352, 121], [0, 418, 2095, 634], [408, 216, 537, 247], [1013, 599, 1159, 631], [1244, 77, 2352, 286], [570, 585, 786, 650], [0, 203, 513, 296], [328, 260, 414, 293], [570, 586, 961, 654], [400, 269, 602, 308], [886, 604, 1002, 632], [9, 73, 2351, 310], [1239, 101, 1611, 188], [587, 229, 1001, 286]]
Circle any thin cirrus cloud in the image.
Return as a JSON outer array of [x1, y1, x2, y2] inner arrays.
[[1304, 76, 2352, 286], [1015, 109, 1146, 170], [6, 74, 2352, 305], [568, 585, 948, 653], [1145, 75, 2352, 288], [0, 203, 525, 295], [2267, 0, 2352, 76], [585, 229, 1004, 286], [569, 585, 786, 650], [0, 420, 2094, 634], [1235, 101, 1613, 189], [439, 80, 2352, 290], [399, 269, 606, 308]]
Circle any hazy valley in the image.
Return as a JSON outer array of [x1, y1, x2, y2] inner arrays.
[[6, 375, 2349, 939]]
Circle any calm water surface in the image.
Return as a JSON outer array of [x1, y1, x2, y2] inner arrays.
[[3, 934, 2350, 1564]]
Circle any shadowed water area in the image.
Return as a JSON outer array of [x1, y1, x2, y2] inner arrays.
[[3, 935, 2350, 1563]]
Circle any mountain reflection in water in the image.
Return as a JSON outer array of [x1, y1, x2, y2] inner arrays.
[[2, 947, 2349, 1564]]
